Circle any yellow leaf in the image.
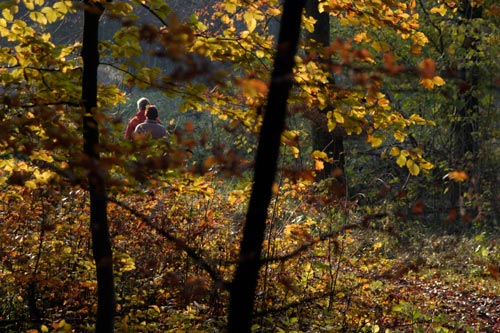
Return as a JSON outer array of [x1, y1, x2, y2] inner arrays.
[[396, 154, 406, 167], [30, 11, 47, 24], [407, 159, 420, 176], [25, 180, 37, 189], [432, 76, 445, 86], [327, 115, 337, 132], [34, 170, 55, 183], [333, 111, 344, 124], [53, 1, 70, 14], [393, 130, 406, 142], [303, 15, 317, 33], [225, 3, 236, 13], [413, 32, 429, 46], [243, 11, 256, 33], [420, 78, 434, 89], [390, 147, 400, 156], [41, 7, 58, 23], [30, 150, 54, 163], [409, 114, 427, 125], [41, 324, 49, 333], [150, 305, 161, 313], [2, 8, 14, 21], [430, 5, 447, 16], [315, 159, 324, 171], [311, 150, 330, 161], [367, 135, 383, 148], [25, 0, 35, 11], [419, 160, 434, 170]]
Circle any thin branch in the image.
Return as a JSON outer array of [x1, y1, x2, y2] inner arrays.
[[263, 214, 389, 264], [107, 195, 231, 291]]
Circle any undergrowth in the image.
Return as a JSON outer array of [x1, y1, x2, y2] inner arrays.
[[0, 176, 498, 332]]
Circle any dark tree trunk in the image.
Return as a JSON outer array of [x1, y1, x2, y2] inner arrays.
[[227, 0, 306, 332], [82, 1, 115, 332], [449, 1, 482, 214], [305, 0, 345, 191]]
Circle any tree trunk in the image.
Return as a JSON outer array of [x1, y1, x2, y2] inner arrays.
[[82, 1, 115, 332], [227, 0, 306, 332], [449, 0, 482, 216], [305, 0, 345, 192]]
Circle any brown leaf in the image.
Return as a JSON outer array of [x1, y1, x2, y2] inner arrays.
[[487, 263, 499, 280]]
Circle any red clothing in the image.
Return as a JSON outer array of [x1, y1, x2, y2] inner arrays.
[[124, 109, 146, 139], [124, 110, 163, 139]]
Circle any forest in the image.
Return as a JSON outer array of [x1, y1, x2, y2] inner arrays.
[[0, 0, 499, 332]]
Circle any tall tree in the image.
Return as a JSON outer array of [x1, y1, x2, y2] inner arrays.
[[305, 0, 345, 188], [227, 0, 306, 332], [81, 1, 115, 332], [449, 0, 482, 215]]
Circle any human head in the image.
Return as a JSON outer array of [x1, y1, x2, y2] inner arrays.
[[137, 97, 150, 111], [146, 105, 159, 120]]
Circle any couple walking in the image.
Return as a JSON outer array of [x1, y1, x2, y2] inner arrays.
[[124, 97, 168, 140]]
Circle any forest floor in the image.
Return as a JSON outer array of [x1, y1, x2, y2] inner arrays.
[[377, 272, 500, 332]]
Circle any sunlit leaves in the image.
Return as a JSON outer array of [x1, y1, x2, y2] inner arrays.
[[53, 1, 73, 15], [243, 11, 257, 33], [321, 0, 427, 50], [303, 14, 317, 33], [420, 76, 446, 89], [390, 146, 434, 176], [312, 150, 333, 171]]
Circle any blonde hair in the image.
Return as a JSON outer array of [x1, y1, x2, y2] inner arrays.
[[137, 97, 150, 111]]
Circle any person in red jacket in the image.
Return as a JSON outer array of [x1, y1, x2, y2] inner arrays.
[[124, 97, 150, 139]]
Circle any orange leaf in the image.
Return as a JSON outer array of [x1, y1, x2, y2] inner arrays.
[[315, 159, 324, 171], [418, 58, 436, 79], [447, 171, 468, 181], [420, 78, 434, 89]]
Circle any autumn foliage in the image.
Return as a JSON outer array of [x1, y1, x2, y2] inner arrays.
[[1, 0, 499, 332]]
